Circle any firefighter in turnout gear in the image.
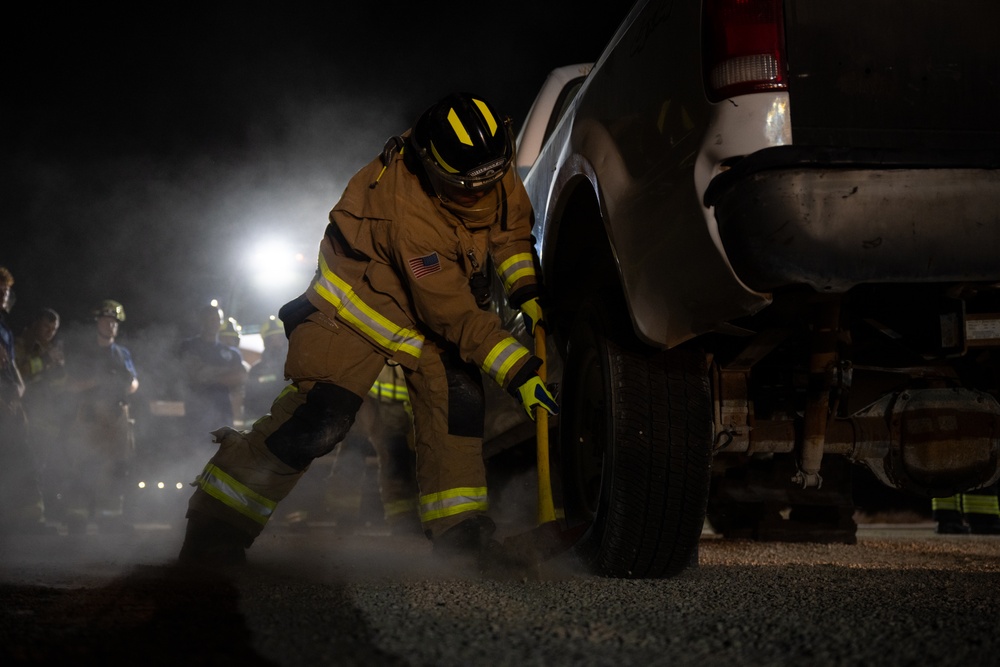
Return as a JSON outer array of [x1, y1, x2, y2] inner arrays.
[[932, 485, 1000, 534], [367, 363, 419, 533], [358, 362, 420, 534], [320, 362, 418, 532], [179, 92, 558, 566], [243, 315, 289, 422]]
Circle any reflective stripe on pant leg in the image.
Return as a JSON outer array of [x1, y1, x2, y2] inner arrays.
[[187, 391, 308, 538], [368, 399, 418, 519], [195, 462, 277, 525], [932, 495, 961, 512], [962, 492, 1000, 517], [408, 340, 489, 537], [187, 318, 386, 538], [420, 487, 489, 522], [383, 498, 418, 520]]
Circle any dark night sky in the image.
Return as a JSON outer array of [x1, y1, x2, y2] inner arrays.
[[2, 1, 634, 347]]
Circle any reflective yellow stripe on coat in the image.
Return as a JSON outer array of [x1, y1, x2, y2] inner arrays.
[[419, 487, 489, 522], [312, 252, 424, 362], [195, 463, 277, 525], [496, 252, 535, 294], [481, 337, 529, 387]]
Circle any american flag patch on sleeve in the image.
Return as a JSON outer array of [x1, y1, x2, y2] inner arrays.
[[408, 252, 442, 279]]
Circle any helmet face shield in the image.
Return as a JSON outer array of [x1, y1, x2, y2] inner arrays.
[[421, 123, 514, 194], [425, 167, 518, 225]]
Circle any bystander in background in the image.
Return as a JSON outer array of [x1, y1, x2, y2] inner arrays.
[[60, 299, 139, 534]]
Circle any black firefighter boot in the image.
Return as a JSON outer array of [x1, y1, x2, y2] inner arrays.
[[966, 513, 1000, 535], [433, 515, 500, 564], [934, 509, 970, 535], [177, 510, 251, 567]]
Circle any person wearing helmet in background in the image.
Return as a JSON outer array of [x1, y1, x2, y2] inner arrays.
[[178, 305, 248, 437], [179, 92, 557, 567], [15, 307, 67, 525], [243, 315, 288, 422], [218, 315, 251, 426], [60, 299, 139, 534], [217, 315, 241, 350], [0, 267, 52, 535]]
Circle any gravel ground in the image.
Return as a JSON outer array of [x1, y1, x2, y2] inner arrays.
[[2, 522, 998, 666]]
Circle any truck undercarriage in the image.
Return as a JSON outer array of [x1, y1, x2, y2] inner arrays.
[[706, 282, 1000, 539]]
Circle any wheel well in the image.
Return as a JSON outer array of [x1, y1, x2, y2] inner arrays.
[[547, 181, 629, 352]]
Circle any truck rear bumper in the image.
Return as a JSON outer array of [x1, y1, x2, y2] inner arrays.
[[705, 147, 1000, 293]]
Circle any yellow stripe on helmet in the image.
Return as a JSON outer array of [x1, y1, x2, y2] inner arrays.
[[430, 141, 459, 173], [447, 108, 473, 146], [472, 98, 499, 135]]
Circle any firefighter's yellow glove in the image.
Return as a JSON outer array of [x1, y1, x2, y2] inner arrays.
[[521, 297, 543, 336], [516, 375, 559, 421]]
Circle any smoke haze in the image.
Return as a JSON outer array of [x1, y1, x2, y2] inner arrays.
[[1, 1, 633, 569]]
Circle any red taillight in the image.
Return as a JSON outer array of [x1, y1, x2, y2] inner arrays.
[[704, 0, 787, 102]]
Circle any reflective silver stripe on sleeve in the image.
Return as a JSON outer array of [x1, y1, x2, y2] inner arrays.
[[496, 252, 535, 292], [480, 337, 529, 386]]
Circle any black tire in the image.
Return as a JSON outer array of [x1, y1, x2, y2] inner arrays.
[[558, 300, 713, 578]]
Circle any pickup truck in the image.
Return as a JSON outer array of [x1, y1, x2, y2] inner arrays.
[[484, 0, 1000, 578]]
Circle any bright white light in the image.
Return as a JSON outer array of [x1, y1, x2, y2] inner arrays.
[[175, 482, 184, 490], [157, 481, 165, 489], [137, 481, 146, 489], [248, 239, 310, 292]]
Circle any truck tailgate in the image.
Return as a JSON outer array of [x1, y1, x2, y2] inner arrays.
[[785, 0, 1000, 152]]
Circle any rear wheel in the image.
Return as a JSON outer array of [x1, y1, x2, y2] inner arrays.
[[558, 300, 713, 578]]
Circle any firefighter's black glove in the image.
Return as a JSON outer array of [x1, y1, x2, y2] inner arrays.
[[515, 375, 558, 421]]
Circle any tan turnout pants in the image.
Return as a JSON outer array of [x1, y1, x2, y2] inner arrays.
[[187, 314, 489, 542]]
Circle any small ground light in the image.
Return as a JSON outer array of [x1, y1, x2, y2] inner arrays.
[[137, 481, 146, 489], [157, 482, 165, 489]]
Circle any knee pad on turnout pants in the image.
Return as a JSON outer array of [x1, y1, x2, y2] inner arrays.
[[264, 381, 364, 470]]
